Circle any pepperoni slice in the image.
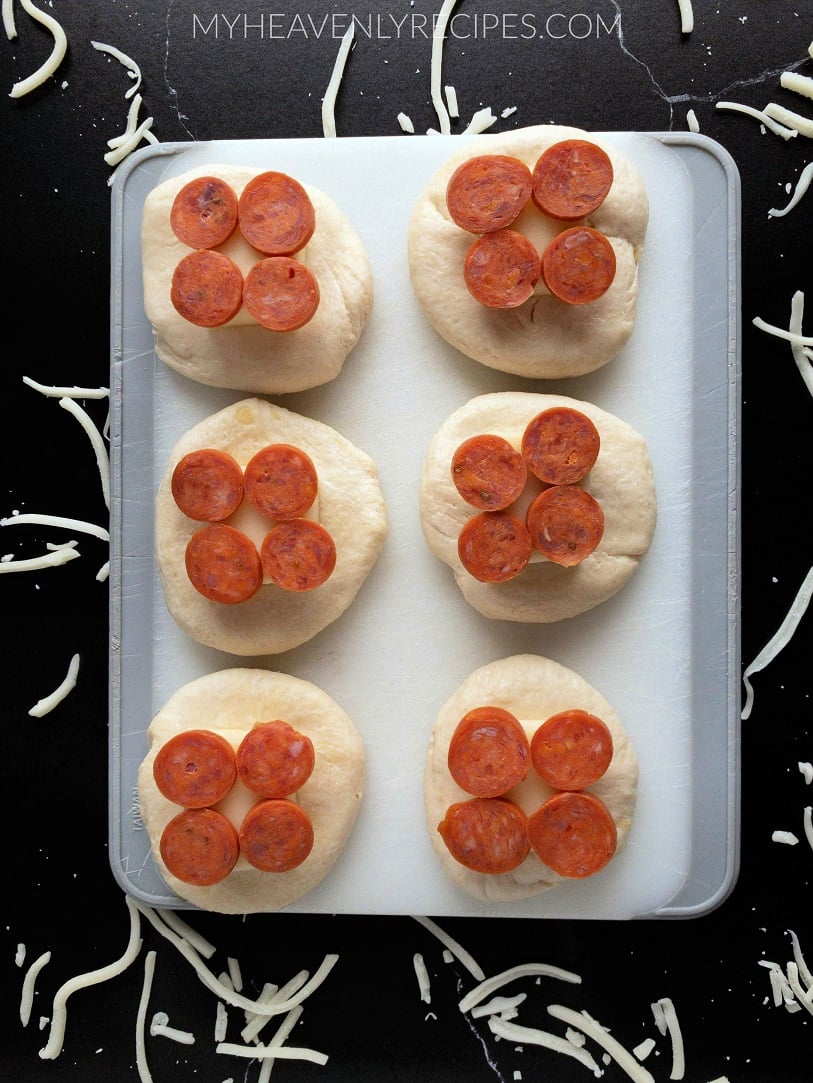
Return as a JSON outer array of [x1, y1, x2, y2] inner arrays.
[[457, 511, 532, 583], [171, 448, 245, 522], [525, 485, 604, 567], [530, 710, 614, 791], [437, 797, 530, 875], [236, 720, 316, 798], [237, 171, 316, 256], [160, 808, 240, 886], [451, 434, 527, 511], [531, 139, 614, 221], [170, 176, 239, 250], [153, 729, 237, 808], [521, 407, 601, 486], [448, 706, 530, 798], [242, 257, 320, 332], [243, 444, 318, 520], [170, 249, 244, 328], [239, 798, 315, 872], [463, 229, 540, 309], [184, 523, 263, 604], [260, 519, 336, 592], [540, 226, 616, 305], [527, 791, 617, 879], [446, 154, 533, 234]]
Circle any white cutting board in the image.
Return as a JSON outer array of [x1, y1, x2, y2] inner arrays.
[[109, 131, 739, 920]]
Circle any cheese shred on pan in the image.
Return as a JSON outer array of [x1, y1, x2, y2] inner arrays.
[[322, 23, 354, 138], [741, 564, 813, 719], [7, 0, 68, 99], [28, 652, 80, 717]]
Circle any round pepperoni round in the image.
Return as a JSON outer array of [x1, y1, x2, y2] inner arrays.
[[236, 720, 316, 798], [540, 227, 616, 305], [451, 434, 527, 511], [160, 807, 240, 886], [184, 523, 264, 604], [237, 171, 316, 256], [171, 448, 245, 522], [260, 519, 336, 593], [527, 790, 617, 878], [525, 485, 604, 567], [446, 154, 533, 234], [530, 709, 614, 791], [170, 249, 244, 328], [438, 797, 530, 874], [242, 256, 320, 332], [521, 407, 601, 486], [153, 728, 237, 808], [531, 139, 614, 221], [448, 706, 531, 798], [243, 443, 318, 521], [170, 176, 239, 250], [463, 229, 540, 309], [458, 511, 532, 583], [239, 798, 315, 872]]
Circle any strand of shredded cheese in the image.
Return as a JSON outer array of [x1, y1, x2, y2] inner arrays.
[[787, 290, 813, 396], [23, 376, 109, 399], [397, 111, 415, 133], [430, 0, 457, 134], [91, 39, 142, 98], [780, 71, 813, 100], [1, 513, 109, 541], [652, 997, 685, 1079], [788, 930, 813, 989], [458, 963, 582, 1014], [39, 895, 143, 1060], [135, 950, 157, 1083], [686, 109, 700, 132], [215, 1040, 328, 1065], [322, 22, 354, 138], [154, 908, 216, 959], [28, 652, 80, 717], [0, 542, 80, 574], [547, 1004, 656, 1083], [444, 84, 459, 119], [487, 1015, 601, 1073], [715, 101, 798, 140], [764, 102, 813, 138], [741, 565, 813, 719], [241, 972, 308, 1042], [58, 396, 111, 510], [769, 162, 813, 217], [676, 0, 694, 34], [149, 1012, 195, 1044], [9, 0, 68, 99], [257, 1006, 304, 1083], [803, 806, 813, 852], [20, 950, 51, 1026], [470, 992, 526, 1019], [413, 953, 431, 1004], [411, 916, 485, 981], [462, 107, 498, 135], [2, 0, 16, 38]]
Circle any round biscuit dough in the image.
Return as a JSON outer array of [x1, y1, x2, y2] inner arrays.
[[155, 397, 388, 655], [424, 654, 638, 903], [419, 391, 657, 623], [408, 125, 649, 378], [138, 668, 365, 914], [142, 164, 374, 394]]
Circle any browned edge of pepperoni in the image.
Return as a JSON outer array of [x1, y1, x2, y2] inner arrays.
[[159, 807, 240, 886], [531, 139, 614, 221], [171, 448, 245, 523], [530, 709, 614, 791], [170, 249, 244, 328], [236, 720, 316, 799], [526, 790, 617, 879], [243, 443, 319, 520], [260, 519, 336, 592], [521, 407, 601, 486], [437, 797, 530, 875], [463, 229, 540, 310], [451, 434, 527, 511], [184, 523, 263, 604], [153, 728, 237, 808], [243, 257, 320, 332], [457, 511, 532, 584], [239, 798, 315, 872], [170, 176, 239, 250], [448, 706, 530, 798], [525, 485, 604, 567], [446, 154, 533, 234], [237, 171, 316, 256], [540, 226, 616, 305]]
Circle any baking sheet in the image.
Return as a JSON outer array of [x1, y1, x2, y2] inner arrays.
[[108, 131, 740, 920]]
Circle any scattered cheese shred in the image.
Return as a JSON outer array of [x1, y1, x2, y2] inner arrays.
[[676, 0, 694, 34], [257, 1006, 305, 1083], [547, 1005, 656, 1083], [789, 929, 813, 989], [135, 950, 157, 1083], [444, 84, 459, 119], [215, 1001, 228, 1042], [215, 1041, 328, 1065], [154, 908, 216, 958], [2, 0, 17, 39], [397, 111, 415, 133], [803, 807, 813, 852], [20, 950, 51, 1026], [104, 93, 156, 166], [28, 652, 80, 717], [458, 962, 581, 1015], [764, 102, 813, 139], [411, 916, 485, 981], [150, 1012, 195, 1044], [8, 0, 68, 99], [470, 992, 526, 1019], [686, 108, 700, 132], [772, 830, 799, 845], [462, 107, 498, 135], [91, 39, 142, 98], [22, 376, 109, 399], [58, 396, 111, 510], [241, 974, 307, 1043], [799, 761, 813, 785], [1, 512, 109, 541], [413, 953, 431, 1004], [780, 71, 813, 100], [715, 101, 798, 140], [430, 0, 458, 135], [0, 542, 80, 574], [39, 895, 143, 1060], [769, 161, 813, 217], [741, 565, 813, 719], [652, 998, 685, 1080], [322, 22, 354, 138], [488, 1015, 601, 1073], [227, 957, 243, 993]]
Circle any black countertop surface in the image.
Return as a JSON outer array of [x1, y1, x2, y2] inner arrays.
[[2, 3, 812, 1081]]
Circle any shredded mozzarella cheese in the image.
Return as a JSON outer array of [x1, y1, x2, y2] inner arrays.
[[764, 102, 813, 138], [28, 652, 80, 717], [772, 830, 799, 845], [413, 953, 431, 1004], [803, 806, 813, 852], [9, 0, 68, 99], [769, 161, 813, 217], [257, 1006, 305, 1083], [676, 0, 694, 34], [227, 957, 243, 993], [444, 84, 459, 118], [215, 1041, 328, 1065], [39, 895, 143, 1060], [741, 565, 813, 719], [322, 23, 354, 138], [458, 963, 581, 1015], [215, 1002, 228, 1042], [91, 40, 142, 98], [0, 542, 80, 574], [397, 111, 415, 133], [2, 0, 16, 39], [23, 376, 109, 399], [150, 1012, 195, 1044], [800, 761, 813, 785], [489, 1015, 601, 1072], [135, 950, 156, 1083], [59, 396, 111, 510], [652, 998, 685, 1079], [1, 512, 109, 541], [154, 908, 216, 958], [470, 992, 526, 1019], [241, 973, 307, 1043], [20, 950, 51, 1026], [686, 108, 700, 132], [462, 107, 498, 134], [547, 1005, 656, 1083], [411, 916, 485, 981], [715, 101, 798, 140], [430, 0, 457, 134], [780, 71, 813, 100]]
